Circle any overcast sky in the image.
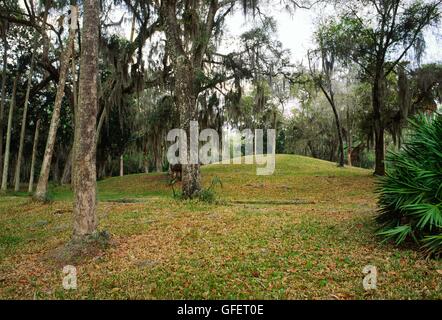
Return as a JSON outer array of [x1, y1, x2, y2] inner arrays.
[[222, 2, 442, 66]]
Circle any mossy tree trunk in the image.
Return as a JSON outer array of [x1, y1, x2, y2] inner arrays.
[[161, 0, 218, 198]]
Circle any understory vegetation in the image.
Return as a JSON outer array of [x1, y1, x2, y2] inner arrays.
[[377, 114, 442, 257]]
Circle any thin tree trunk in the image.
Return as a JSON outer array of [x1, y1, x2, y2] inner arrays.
[[329, 142, 336, 162], [70, 35, 78, 190], [373, 71, 386, 176], [61, 146, 72, 185], [307, 141, 318, 159], [34, 29, 74, 201], [331, 104, 345, 167], [41, 0, 51, 77], [319, 85, 345, 167], [72, 0, 99, 239], [28, 119, 40, 193], [14, 50, 36, 191], [1, 75, 17, 191], [347, 134, 353, 167], [95, 106, 106, 146], [120, 155, 124, 176], [130, 10, 136, 43], [346, 107, 352, 167], [143, 142, 149, 173], [0, 31, 7, 186], [52, 150, 60, 184]]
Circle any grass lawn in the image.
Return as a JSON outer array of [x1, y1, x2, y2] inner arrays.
[[0, 155, 441, 299]]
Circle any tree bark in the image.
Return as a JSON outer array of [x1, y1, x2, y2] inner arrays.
[[143, 142, 149, 173], [1, 75, 17, 191], [72, 0, 99, 239], [34, 29, 74, 201], [52, 150, 60, 184], [41, 0, 51, 78], [347, 135, 353, 167], [60, 146, 72, 185], [0, 31, 7, 186], [175, 62, 201, 197], [70, 34, 78, 190], [373, 71, 386, 176], [318, 82, 345, 167], [14, 50, 35, 191], [95, 106, 106, 147], [330, 103, 345, 167], [346, 107, 352, 167], [28, 119, 40, 193], [120, 155, 124, 176], [161, 0, 211, 198]]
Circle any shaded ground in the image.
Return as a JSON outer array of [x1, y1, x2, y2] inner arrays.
[[0, 155, 441, 299]]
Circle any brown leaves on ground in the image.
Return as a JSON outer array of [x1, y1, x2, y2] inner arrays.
[[0, 155, 441, 299]]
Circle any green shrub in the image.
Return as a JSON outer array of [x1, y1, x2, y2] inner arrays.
[[376, 113, 442, 257], [197, 176, 223, 203], [170, 176, 223, 203]]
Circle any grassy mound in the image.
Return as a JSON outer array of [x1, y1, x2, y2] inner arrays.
[[1, 155, 441, 299]]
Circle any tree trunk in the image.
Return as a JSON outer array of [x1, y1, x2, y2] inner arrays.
[[346, 107, 352, 167], [100, 158, 107, 178], [329, 142, 336, 162], [1, 75, 17, 191], [14, 51, 35, 191], [52, 150, 60, 184], [61, 146, 73, 185], [143, 143, 149, 173], [72, 0, 99, 239], [71, 42, 78, 190], [155, 148, 162, 172], [95, 106, 106, 146], [162, 1, 203, 198], [175, 63, 201, 198], [307, 141, 318, 159], [330, 104, 345, 167], [120, 155, 124, 176], [41, 0, 51, 78], [347, 135, 353, 167], [319, 85, 345, 167], [373, 71, 386, 176], [28, 119, 40, 193], [34, 29, 74, 201], [0, 31, 7, 186]]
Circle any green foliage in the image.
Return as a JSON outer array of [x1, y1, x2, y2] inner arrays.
[[376, 113, 442, 257], [197, 176, 223, 203], [171, 176, 223, 203]]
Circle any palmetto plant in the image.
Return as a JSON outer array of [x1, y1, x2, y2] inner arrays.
[[376, 113, 442, 257]]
